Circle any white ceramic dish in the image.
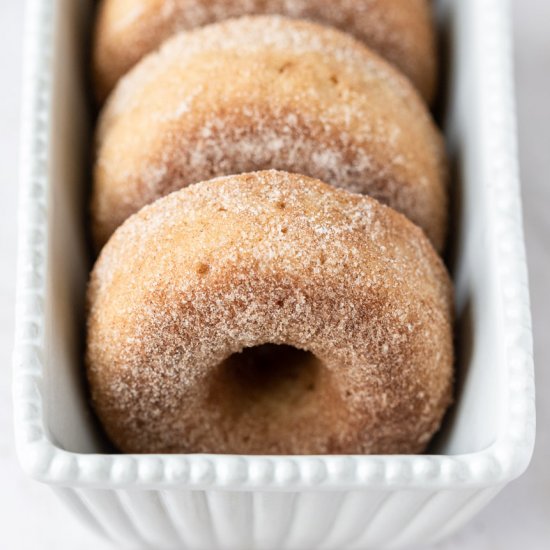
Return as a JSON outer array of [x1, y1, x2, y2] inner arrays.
[[14, 0, 535, 548]]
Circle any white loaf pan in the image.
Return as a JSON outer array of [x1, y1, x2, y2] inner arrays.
[[14, 0, 535, 548]]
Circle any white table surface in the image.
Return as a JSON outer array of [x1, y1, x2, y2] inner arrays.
[[1, 1, 548, 548]]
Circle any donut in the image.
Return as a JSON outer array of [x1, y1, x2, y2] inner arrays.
[[87, 171, 454, 455], [93, 0, 437, 103], [92, 16, 448, 251]]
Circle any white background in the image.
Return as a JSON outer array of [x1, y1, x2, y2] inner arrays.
[[1, 1, 548, 548]]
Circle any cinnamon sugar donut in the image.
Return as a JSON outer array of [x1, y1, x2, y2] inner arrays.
[[87, 171, 454, 455], [92, 16, 448, 251], [93, 0, 437, 103]]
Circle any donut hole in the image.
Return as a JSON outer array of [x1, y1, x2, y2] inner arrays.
[[209, 344, 322, 413]]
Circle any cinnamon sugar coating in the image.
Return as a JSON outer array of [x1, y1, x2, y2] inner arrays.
[[93, 0, 437, 103], [87, 171, 454, 455], [92, 16, 448, 251]]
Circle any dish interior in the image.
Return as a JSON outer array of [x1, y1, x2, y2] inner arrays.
[[43, 0, 503, 456]]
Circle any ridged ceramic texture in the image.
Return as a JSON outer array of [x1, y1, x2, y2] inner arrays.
[[50, 486, 504, 549], [14, 0, 535, 548]]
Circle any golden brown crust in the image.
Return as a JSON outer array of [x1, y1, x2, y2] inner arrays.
[[93, 0, 437, 103], [87, 171, 454, 455], [92, 16, 447, 251]]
